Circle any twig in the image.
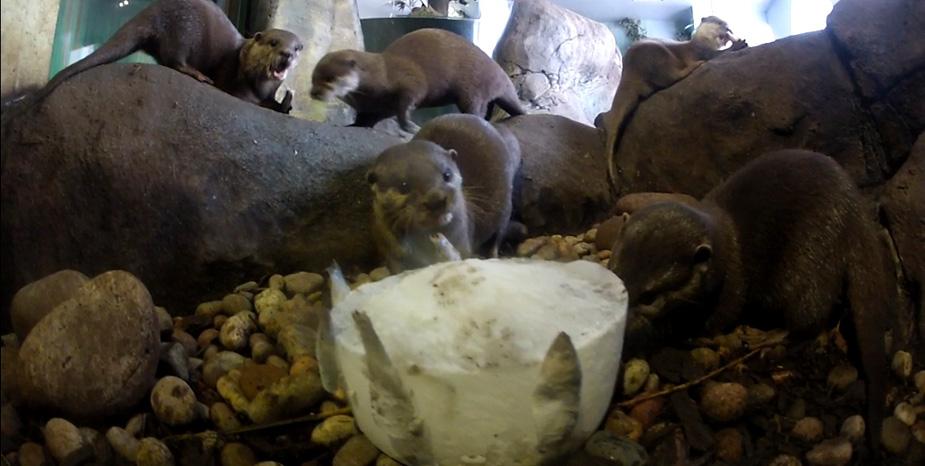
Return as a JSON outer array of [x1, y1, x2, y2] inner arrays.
[[616, 334, 787, 408], [225, 407, 353, 435]]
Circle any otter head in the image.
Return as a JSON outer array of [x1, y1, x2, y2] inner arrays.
[[241, 29, 303, 81], [609, 202, 719, 353], [695, 16, 736, 48], [311, 51, 361, 102], [367, 141, 464, 235]]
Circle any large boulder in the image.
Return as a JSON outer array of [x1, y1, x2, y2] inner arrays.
[[15, 271, 160, 420], [10, 270, 88, 340], [1, 64, 610, 312], [610, 0, 923, 198], [494, 0, 622, 126]]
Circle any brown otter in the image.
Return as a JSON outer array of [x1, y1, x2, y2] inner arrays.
[[368, 114, 522, 272], [310, 28, 525, 132], [609, 150, 891, 449], [37, 0, 302, 113], [601, 16, 747, 187]]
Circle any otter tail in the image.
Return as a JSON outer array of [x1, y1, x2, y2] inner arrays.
[[36, 21, 152, 101], [492, 91, 526, 118], [603, 88, 640, 191], [844, 226, 894, 452]]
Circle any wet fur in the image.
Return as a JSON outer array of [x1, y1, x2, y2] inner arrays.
[[37, 0, 302, 113], [368, 114, 521, 272], [311, 28, 524, 131], [610, 150, 891, 450], [601, 16, 746, 189]]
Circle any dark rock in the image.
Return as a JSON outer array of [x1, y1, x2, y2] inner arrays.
[[10, 270, 88, 340], [613, 0, 923, 198], [584, 430, 648, 466], [594, 215, 628, 251], [500, 114, 612, 234], [880, 134, 925, 339], [669, 391, 713, 451], [2, 65, 610, 311], [16, 271, 159, 420]]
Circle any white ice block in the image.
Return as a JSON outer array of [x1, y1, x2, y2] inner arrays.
[[320, 259, 628, 465]]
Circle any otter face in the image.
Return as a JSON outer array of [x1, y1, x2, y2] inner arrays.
[[609, 203, 716, 352], [368, 141, 463, 234], [695, 16, 735, 48], [311, 52, 360, 101], [244, 29, 303, 81]]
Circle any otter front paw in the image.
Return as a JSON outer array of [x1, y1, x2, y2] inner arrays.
[[729, 39, 748, 51]]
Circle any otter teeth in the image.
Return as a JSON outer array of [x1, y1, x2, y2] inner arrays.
[[438, 212, 454, 225]]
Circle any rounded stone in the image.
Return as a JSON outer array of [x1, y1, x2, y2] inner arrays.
[[135, 437, 174, 466], [826, 365, 858, 391], [10, 269, 89, 340], [18, 442, 48, 466], [768, 454, 802, 466], [332, 434, 380, 466], [881, 416, 912, 455], [805, 437, 852, 466], [622, 358, 650, 396], [892, 350, 912, 379], [18, 271, 160, 419], [584, 430, 647, 465], [714, 428, 743, 463], [701, 383, 748, 422], [150, 376, 199, 426], [203, 351, 247, 388], [840, 415, 865, 442], [43, 417, 85, 463], [895, 402, 917, 426], [221, 442, 256, 466], [915, 370, 925, 394], [690, 347, 720, 371], [792, 417, 824, 442], [311, 415, 357, 446], [222, 293, 252, 315], [747, 383, 776, 407], [283, 272, 325, 295]]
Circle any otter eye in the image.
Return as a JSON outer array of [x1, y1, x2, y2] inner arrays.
[[270, 39, 279, 47], [442, 170, 452, 182], [296, 44, 303, 51], [399, 181, 409, 194], [366, 171, 377, 185]]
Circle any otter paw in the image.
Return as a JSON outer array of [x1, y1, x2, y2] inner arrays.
[[729, 39, 748, 51], [280, 90, 294, 114]]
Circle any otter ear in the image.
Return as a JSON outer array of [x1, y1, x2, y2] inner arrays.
[[366, 170, 378, 185], [254, 32, 263, 42], [347, 58, 357, 68], [693, 243, 712, 264], [447, 149, 458, 160]]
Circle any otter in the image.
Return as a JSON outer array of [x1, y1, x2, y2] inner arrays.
[[310, 28, 525, 132], [367, 114, 522, 272], [609, 150, 891, 449], [37, 0, 302, 114], [600, 16, 747, 187]]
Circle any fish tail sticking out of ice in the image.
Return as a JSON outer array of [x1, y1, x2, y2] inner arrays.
[[532, 332, 582, 459]]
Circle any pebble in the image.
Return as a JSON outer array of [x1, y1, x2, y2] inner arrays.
[[768, 454, 802, 466], [246, 373, 326, 424], [352, 273, 372, 288], [238, 363, 288, 400], [311, 415, 357, 446], [786, 398, 807, 420], [915, 370, 925, 394], [172, 329, 198, 356], [221, 442, 257, 466], [204, 344, 220, 361], [106, 426, 140, 461], [332, 434, 380, 466], [792, 417, 824, 442], [912, 420, 925, 444], [1, 402, 21, 437], [255, 288, 287, 314], [622, 358, 650, 396], [125, 413, 148, 437], [160, 342, 190, 380], [826, 365, 858, 391], [211, 402, 242, 432], [690, 347, 720, 371], [629, 398, 664, 430], [268, 274, 285, 290], [700, 382, 748, 422], [747, 383, 776, 406], [198, 328, 220, 349], [376, 454, 403, 466], [605, 409, 643, 440], [266, 355, 290, 371], [151, 376, 201, 425], [18, 442, 48, 466], [892, 350, 913, 379], [285, 272, 325, 295], [644, 374, 660, 392], [584, 430, 648, 465], [881, 416, 912, 455], [135, 437, 174, 466], [234, 281, 259, 293], [220, 312, 256, 351], [155, 306, 173, 334], [805, 437, 852, 466], [290, 355, 320, 376], [369, 267, 390, 282], [516, 237, 546, 257], [222, 293, 252, 315], [43, 418, 85, 463], [80, 427, 112, 464], [277, 324, 316, 359], [250, 333, 276, 363], [895, 401, 917, 426], [203, 351, 246, 387], [714, 428, 743, 463], [839, 415, 865, 442], [214, 315, 228, 329], [195, 300, 224, 319]]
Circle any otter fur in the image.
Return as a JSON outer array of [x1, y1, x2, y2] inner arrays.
[[311, 28, 525, 132], [601, 16, 746, 187], [37, 0, 302, 113], [367, 114, 521, 272], [609, 150, 891, 449]]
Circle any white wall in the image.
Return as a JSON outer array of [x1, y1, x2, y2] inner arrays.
[[1, 0, 60, 97]]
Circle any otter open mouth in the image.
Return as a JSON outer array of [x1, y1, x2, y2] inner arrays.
[[270, 60, 293, 81]]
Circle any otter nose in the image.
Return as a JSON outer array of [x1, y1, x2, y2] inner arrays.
[[310, 89, 322, 99], [425, 194, 447, 212]]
